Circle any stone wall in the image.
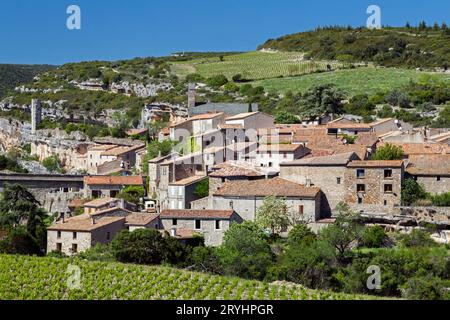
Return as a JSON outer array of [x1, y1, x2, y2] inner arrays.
[[415, 175, 450, 195]]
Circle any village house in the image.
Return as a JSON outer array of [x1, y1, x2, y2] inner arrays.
[[96, 145, 146, 175], [192, 177, 322, 223], [125, 213, 160, 232], [280, 152, 361, 214], [82, 197, 136, 214], [84, 175, 145, 198], [370, 118, 413, 135], [327, 120, 373, 136], [344, 160, 404, 213], [47, 215, 125, 256], [255, 144, 310, 170], [160, 209, 243, 246], [167, 175, 208, 210], [406, 154, 450, 194]]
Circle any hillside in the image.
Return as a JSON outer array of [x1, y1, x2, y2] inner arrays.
[[0, 64, 56, 98], [258, 26, 450, 69], [253, 67, 450, 96], [171, 51, 351, 80], [0, 254, 376, 300]]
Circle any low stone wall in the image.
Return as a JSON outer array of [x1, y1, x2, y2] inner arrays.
[[394, 206, 450, 225]]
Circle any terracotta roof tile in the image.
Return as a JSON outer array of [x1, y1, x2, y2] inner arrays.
[[190, 112, 224, 120], [347, 160, 404, 168], [406, 155, 450, 176], [282, 152, 358, 166], [380, 142, 450, 155], [48, 216, 125, 232], [84, 175, 143, 186], [160, 210, 235, 219], [225, 111, 261, 121], [258, 144, 303, 152], [84, 197, 119, 208], [169, 175, 207, 186], [214, 177, 320, 198], [125, 213, 159, 226]]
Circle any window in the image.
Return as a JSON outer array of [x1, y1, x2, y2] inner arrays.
[[384, 169, 393, 179], [298, 205, 304, 215], [283, 153, 287, 159], [56, 243, 62, 252], [437, 176, 441, 181], [384, 200, 387, 206], [221, 178, 226, 183], [106, 232, 111, 240], [215, 220, 221, 230], [268, 162, 273, 167], [195, 220, 202, 230], [358, 196, 363, 204], [71, 244, 78, 253], [384, 184, 393, 193], [357, 184, 366, 193], [73, 232, 77, 240], [337, 177, 341, 185], [57, 231, 61, 239], [268, 151, 272, 158], [172, 219, 178, 226], [357, 169, 365, 178]]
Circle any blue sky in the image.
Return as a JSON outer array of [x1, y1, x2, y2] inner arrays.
[[1, 0, 449, 65]]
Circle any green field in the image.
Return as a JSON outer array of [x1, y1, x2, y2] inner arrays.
[[252, 67, 450, 96], [0, 254, 376, 300], [171, 51, 349, 81]]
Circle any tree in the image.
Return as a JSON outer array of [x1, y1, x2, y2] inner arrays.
[[117, 185, 145, 206], [255, 196, 291, 235], [300, 84, 345, 118], [401, 178, 427, 205], [111, 229, 188, 265], [215, 222, 274, 280], [385, 90, 410, 108], [42, 155, 63, 173], [320, 203, 363, 261], [275, 111, 301, 124], [191, 246, 223, 274], [398, 229, 437, 248], [371, 143, 404, 160], [360, 225, 388, 248], [206, 75, 228, 88], [193, 179, 209, 198], [287, 224, 316, 247]]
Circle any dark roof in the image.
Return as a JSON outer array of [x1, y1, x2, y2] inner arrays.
[[189, 103, 258, 117], [214, 177, 320, 198]]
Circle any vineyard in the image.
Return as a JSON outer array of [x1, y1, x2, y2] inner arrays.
[[170, 51, 350, 81], [252, 67, 450, 97], [0, 254, 377, 300]]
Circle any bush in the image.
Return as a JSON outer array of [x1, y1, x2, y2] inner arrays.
[[398, 229, 437, 248], [402, 276, 450, 300], [77, 243, 114, 262], [0, 227, 41, 256], [371, 143, 404, 160], [191, 246, 223, 274], [111, 229, 189, 265], [430, 192, 450, 207], [360, 225, 388, 248], [206, 75, 228, 88], [42, 155, 63, 173], [215, 222, 274, 280], [401, 178, 427, 206], [287, 224, 316, 247]]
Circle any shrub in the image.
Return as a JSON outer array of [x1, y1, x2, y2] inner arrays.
[[287, 224, 316, 247], [360, 225, 388, 248], [371, 143, 404, 160], [206, 75, 228, 88], [191, 246, 223, 274], [401, 178, 427, 206], [398, 229, 437, 248], [430, 192, 450, 207]]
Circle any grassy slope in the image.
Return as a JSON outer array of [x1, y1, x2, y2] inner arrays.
[[171, 51, 348, 80], [252, 67, 450, 96], [0, 254, 377, 300]]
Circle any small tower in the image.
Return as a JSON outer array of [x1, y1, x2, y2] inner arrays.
[[31, 99, 42, 134], [187, 83, 196, 109]]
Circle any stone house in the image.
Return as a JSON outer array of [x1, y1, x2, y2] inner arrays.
[[406, 154, 450, 195], [84, 175, 144, 198], [195, 177, 322, 223], [167, 175, 208, 210], [255, 144, 310, 170], [96, 145, 145, 175], [160, 209, 243, 246], [345, 160, 404, 213], [125, 213, 160, 232], [370, 118, 413, 135], [83, 197, 136, 214], [148, 154, 173, 198], [224, 112, 275, 144], [280, 152, 361, 214], [86, 144, 118, 174], [327, 121, 373, 136], [47, 215, 125, 256]]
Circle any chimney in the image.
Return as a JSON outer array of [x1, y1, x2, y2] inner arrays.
[[306, 179, 312, 188], [60, 212, 66, 223], [170, 228, 177, 237], [91, 216, 96, 225]]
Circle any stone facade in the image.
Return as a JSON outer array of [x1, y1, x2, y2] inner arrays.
[[414, 176, 450, 195], [344, 164, 403, 213]]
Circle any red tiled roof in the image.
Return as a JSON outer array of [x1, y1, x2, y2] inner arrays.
[[160, 210, 235, 219], [214, 177, 320, 198], [258, 144, 303, 152], [190, 112, 224, 120], [125, 213, 160, 226], [48, 216, 125, 232], [84, 175, 143, 186]]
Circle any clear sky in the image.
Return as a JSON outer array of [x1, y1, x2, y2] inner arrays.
[[1, 0, 449, 65]]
